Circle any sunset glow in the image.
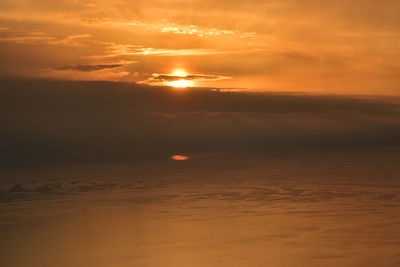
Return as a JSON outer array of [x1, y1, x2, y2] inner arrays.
[[167, 79, 194, 88], [2, 1, 400, 267], [0, 1, 396, 94], [164, 68, 194, 88], [171, 69, 188, 77]]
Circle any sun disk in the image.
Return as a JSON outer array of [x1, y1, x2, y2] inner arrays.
[[168, 79, 193, 88]]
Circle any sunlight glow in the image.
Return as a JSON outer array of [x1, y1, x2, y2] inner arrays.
[[171, 68, 188, 77], [167, 79, 193, 88], [167, 68, 193, 88]]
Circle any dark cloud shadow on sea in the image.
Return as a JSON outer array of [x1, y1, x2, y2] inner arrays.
[[1, 77, 400, 167]]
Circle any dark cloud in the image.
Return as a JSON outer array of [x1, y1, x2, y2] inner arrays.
[[143, 73, 229, 85], [1, 78, 400, 166], [57, 64, 124, 72]]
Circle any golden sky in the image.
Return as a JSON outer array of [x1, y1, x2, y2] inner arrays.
[[1, 0, 400, 94]]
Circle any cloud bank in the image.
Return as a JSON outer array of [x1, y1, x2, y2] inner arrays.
[[1, 78, 400, 166]]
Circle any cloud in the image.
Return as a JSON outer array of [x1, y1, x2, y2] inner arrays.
[[154, 74, 228, 81], [76, 17, 245, 39], [1, 78, 400, 166], [0, 28, 56, 44], [57, 63, 125, 72], [142, 73, 230, 85], [98, 44, 231, 58], [0, 27, 92, 46]]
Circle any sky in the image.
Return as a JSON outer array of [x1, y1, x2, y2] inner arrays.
[[1, 0, 400, 94]]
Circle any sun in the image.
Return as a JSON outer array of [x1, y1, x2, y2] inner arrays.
[[167, 68, 194, 88], [168, 79, 193, 88]]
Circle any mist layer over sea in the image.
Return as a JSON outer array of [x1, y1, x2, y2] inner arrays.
[[1, 147, 400, 267]]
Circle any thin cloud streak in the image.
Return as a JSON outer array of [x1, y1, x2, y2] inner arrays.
[[57, 64, 125, 72], [141, 72, 230, 86]]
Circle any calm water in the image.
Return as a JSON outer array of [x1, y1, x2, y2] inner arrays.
[[1, 148, 400, 266]]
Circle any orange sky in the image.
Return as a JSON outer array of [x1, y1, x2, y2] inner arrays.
[[1, 0, 400, 94]]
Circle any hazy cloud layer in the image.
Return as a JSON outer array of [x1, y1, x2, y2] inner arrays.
[[1, 78, 400, 165]]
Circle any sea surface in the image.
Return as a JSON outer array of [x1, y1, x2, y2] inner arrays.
[[1, 147, 400, 267]]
